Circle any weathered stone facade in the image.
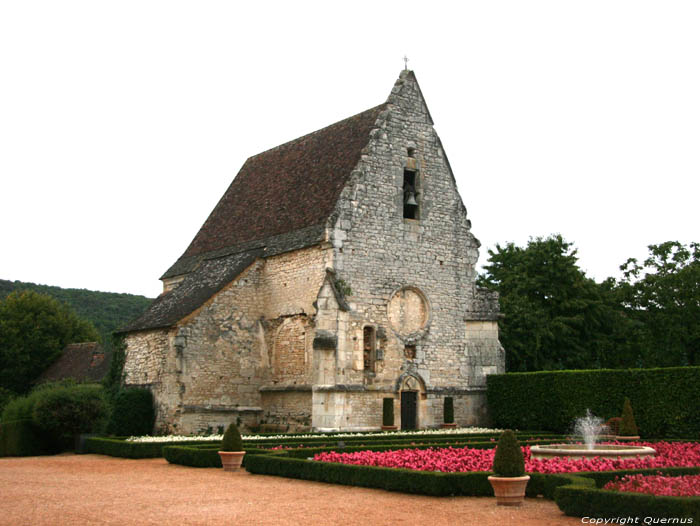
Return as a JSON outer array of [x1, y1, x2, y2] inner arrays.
[[121, 70, 504, 434]]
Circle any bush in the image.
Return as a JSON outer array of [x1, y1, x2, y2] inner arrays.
[[221, 423, 243, 451], [487, 366, 700, 437], [619, 397, 639, 436], [492, 430, 525, 477], [106, 388, 154, 436], [382, 398, 394, 427], [0, 419, 57, 456], [32, 384, 107, 437], [443, 397, 454, 424], [555, 481, 700, 522]]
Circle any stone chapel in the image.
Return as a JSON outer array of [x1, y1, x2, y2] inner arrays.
[[120, 70, 505, 434]]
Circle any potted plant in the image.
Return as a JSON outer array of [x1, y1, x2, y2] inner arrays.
[[617, 397, 640, 441], [441, 397, 457, 428], [218, 422, 246, 471], [488, 430, 530, 506], [381, 398, 397, 431]]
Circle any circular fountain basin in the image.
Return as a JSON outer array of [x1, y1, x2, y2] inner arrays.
[[530, 444, 656, 461]]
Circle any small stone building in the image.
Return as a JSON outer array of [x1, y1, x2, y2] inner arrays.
[[36, 342, 110, 384], [120, 70, 504, 434]]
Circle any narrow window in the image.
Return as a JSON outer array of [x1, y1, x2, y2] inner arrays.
[[363, 326, 376, 371], [407, 147, 416, 158], [403, 169, 419, 219]]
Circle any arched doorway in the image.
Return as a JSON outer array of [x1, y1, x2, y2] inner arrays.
[[398, 374, 425, 430]]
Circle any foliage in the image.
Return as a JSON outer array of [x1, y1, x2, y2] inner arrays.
[[0, 419, 57, 456], [31, 384, 107, 437], [221, 423, 243, 451], [443, 397, 454, 424], [102, 335, 126, 396], [382, 398, 394, 427], [106, 388, 154, 436], [492, 430, 525, 477], [617, 241, 700, 366], [619, 397, 639, 436], [245, 453, 592, 499], [477, 235, 638, 371], [487, 367, 700, 437], [555, 478, 700, 522], [84, 437, 219, 458], [0, 279, 152, 344], [0, 291, 101, 394]]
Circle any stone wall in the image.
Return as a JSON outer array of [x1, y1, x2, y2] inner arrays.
[[123, 246, 328, 434], [321, 70, 504, 429]]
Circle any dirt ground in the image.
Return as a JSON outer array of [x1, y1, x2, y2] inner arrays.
[[0, 454, 582, 526]]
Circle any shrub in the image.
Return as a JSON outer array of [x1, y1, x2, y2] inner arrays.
[[32, 384, 107, 437], [443, 397, 454, 424], [221, 423, 243, 451], [492, 430, 525, 477], [486, 366, 700, 437], [619, 397, 639, 436], [106, 388, 155, 436], [382, 398, 394, 427]]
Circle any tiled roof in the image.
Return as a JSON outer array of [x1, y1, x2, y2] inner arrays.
[[162, 103, 388, 279], [121, 102, 387, 333], [119, 250, 261, 333], [37, 342, 110, 383]]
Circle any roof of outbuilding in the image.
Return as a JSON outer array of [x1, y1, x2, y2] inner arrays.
[[36, 342, 111, 383], [122, 102, 387, 333]]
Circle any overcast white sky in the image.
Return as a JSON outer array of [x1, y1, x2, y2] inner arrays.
[[1, 1, 698, 298]]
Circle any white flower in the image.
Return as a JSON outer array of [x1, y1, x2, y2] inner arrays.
[[125, 426, 504, 443]]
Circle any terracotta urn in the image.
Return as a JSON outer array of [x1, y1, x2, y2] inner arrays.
[[488, 475, 530, 506], [218, 451, 246, 472]]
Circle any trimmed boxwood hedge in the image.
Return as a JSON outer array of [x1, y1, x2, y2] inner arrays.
[[243, 452, 594, 498], [162, 444, 271, 468], [555, 478, 700, 522], [487, 366, 700, 437], [0, 419, 58, 457], [84, 437, 220, 458]]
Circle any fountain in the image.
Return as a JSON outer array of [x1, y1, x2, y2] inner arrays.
[[529, 409, 656, 460]]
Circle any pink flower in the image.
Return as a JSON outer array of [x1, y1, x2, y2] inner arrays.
[[313, 442, 700, 474]]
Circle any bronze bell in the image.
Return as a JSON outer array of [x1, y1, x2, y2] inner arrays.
[[405, 191, 418, 206]]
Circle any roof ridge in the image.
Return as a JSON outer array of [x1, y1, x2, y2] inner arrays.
[[246, 103, 388, 161]]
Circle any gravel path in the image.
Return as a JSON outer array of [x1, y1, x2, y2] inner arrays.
[[0, 454, 581, 525]]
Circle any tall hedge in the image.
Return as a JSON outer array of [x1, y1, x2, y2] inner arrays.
[[106, 388, 155, 436], [486, 366, 700, 438]]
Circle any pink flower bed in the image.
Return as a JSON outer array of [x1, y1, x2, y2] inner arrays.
[[313, 442, 700, 474], [604, 474, 700, 496]]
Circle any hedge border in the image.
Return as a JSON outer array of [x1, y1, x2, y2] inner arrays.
[[84, 437, 220, 458], [487, 366, 700, 438], [554, 470, 700, 522], [243, 453, 594, 498]]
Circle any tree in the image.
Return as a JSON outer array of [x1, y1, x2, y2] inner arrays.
[[478, 235, 632, 371], [0, 290, 100, 394], [618, 241, 699, 366]]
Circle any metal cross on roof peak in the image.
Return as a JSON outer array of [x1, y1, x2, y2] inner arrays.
[[403, 55, 409, 70]]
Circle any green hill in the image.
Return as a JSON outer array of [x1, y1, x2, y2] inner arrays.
[[0, 279, 152, 341]]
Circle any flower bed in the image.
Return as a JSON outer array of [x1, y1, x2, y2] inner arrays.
[[314, 442, 700, 473], [125, 426, 505, 443], [603, 474, 700, 497]]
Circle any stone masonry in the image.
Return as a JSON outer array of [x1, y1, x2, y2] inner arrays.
[[121, 70, 505, 434]]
